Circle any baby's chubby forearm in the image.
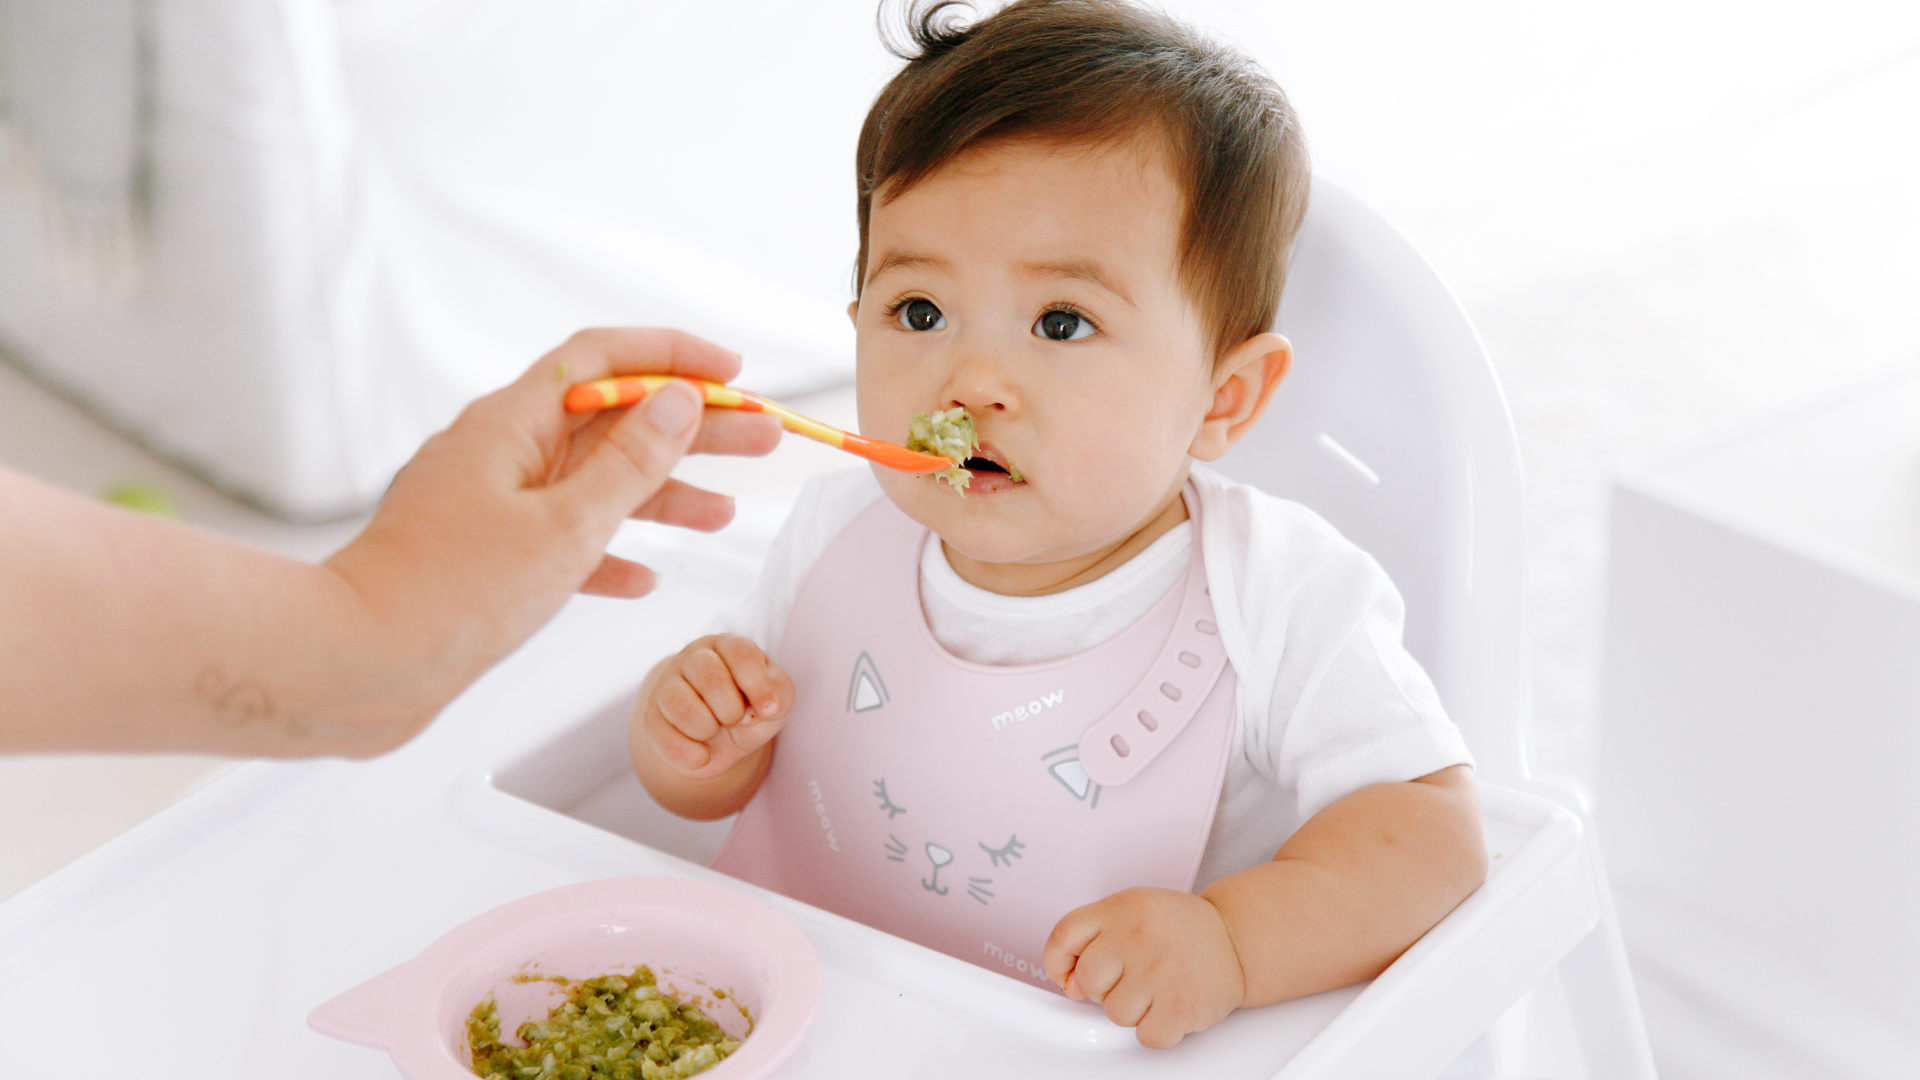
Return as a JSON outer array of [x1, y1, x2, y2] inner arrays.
[[629, 635, 794, 820], [1202, 764, 1488, 1006]]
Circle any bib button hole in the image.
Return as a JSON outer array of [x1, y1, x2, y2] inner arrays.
[[1137, 709, 1159, 731], [1110, 734, 1131, 757], [1159, 682, 1182, 701], [1178, 651, 1201, 668], [1195, 619, 1217, 635]]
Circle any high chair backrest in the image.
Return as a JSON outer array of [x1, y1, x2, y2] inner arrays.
[[1212, 181, 1532, 785]]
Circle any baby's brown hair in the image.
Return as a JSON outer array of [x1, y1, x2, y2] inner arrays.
[[855, 0, 1310, 365]]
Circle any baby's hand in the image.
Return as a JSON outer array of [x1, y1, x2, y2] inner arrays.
[[640, 635, 794, 781], [1043, 887, 1246, 1048]]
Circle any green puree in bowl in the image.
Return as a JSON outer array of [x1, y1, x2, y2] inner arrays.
[[467, 966, 741, 1080]]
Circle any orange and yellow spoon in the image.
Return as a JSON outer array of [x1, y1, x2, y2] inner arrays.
[[564, 375, 957, 475]]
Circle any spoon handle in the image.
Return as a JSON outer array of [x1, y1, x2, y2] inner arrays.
[[564, 376, 955, 474]]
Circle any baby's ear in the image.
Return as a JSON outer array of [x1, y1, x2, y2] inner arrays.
[[846, 300, 860, 326], [1189, 333, 1292, 462]]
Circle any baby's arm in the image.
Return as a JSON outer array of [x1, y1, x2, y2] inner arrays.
[[629, 634, 795, 819], [1043, 764, 1486, 1047]]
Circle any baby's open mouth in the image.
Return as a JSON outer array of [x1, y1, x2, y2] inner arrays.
[[963, 451, 1024, 484], [956, 443, 1021, 480]]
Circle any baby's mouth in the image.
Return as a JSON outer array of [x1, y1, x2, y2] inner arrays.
[[962, 447, 1024, 484]]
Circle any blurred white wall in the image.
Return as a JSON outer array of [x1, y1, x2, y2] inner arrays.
[[1152, 0, 1920, 785]]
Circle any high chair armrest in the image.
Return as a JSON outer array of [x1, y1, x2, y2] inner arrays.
[[1274, 783, 1598, 1080]]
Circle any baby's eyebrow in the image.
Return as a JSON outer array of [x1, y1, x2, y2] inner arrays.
[[866, 251, 951, 285], [1016, 258, 1136, 308]]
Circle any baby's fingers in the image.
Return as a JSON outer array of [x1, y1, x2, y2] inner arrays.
[[715, 635, 792, 721], [644, 689, 717, 774], [1045, 906, 1114, 1000], [680, 643, 753, 728]]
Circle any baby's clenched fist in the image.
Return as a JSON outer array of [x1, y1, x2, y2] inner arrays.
[[640, 634, 794, 780], [1044, 886, 1246, 1048]]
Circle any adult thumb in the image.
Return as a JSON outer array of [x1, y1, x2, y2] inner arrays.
[[561, 379, 704, 526]]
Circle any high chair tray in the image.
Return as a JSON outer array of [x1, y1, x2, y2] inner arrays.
[[0, 537, 1593, 1079]]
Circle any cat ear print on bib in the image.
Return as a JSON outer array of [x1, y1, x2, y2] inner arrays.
[[1042, 745, 1102, 810], [848, 651, 890, 713]]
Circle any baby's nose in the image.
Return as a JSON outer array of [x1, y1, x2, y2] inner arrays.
[[942, 346, 1018, 415]]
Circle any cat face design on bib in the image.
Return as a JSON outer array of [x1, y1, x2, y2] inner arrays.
[[709, 492, 1235, 987], [870, 758, 1080, 908]]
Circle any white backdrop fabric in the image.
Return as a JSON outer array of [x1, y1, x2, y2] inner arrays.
[[0, 0, 900, 519]]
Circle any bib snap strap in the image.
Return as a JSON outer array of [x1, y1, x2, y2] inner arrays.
[[1076, 539, 1228, 787]]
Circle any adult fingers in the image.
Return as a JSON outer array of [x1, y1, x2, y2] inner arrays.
[[516, 328, 744, 404], [496, 328, 745, 468], [558, 379, 705, 536], [579, 554, 659, 598], [553, 409, 779, 486], [690, 410, 782, 457], [630, 478, 736, 532], [565, 327, 744, 385]]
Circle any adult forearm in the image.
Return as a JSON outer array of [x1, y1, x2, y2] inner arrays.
[[1200, 766, 1488, 1006], [0, 471, 435, 757]]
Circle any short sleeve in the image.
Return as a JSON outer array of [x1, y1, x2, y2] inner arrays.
[[708, 467, 884, 656], [1262, 551, 1474, 824]]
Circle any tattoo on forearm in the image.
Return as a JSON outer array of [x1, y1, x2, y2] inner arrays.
[[196, 666, 309, 737]]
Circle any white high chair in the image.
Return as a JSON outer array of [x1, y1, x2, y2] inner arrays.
[[499, 179, 1663, 1080], [1207, 180, 1656, 1079]]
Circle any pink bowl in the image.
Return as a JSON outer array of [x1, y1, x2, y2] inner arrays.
[[309, 877, 822, 1080]]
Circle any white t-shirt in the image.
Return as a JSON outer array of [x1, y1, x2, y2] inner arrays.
[[714, 463, 1472, 889]]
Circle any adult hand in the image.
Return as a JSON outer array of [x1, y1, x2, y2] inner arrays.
[[1, 328, 780, 759], [323, 328, 784, 747]]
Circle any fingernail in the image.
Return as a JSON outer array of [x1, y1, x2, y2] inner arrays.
[[645, 380, 701, 436]]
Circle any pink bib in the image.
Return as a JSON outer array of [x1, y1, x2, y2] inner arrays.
[[710, 487, 1237, 990]]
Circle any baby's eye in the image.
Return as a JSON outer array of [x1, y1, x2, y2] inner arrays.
[[896, 299, 947, 332], [1034, 309, 1095, 342]]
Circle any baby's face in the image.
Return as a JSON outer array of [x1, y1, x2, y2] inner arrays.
[[854, 136, 1218, 574]]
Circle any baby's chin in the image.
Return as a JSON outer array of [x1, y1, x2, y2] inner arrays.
[[879, 469, 1027, 541]]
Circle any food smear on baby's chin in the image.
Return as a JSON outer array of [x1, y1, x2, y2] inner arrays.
[[906, 407, 980, 493], [467, 965, 742, 1080]]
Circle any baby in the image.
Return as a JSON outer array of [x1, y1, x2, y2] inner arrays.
[[630, 0, 1487, 1048]]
